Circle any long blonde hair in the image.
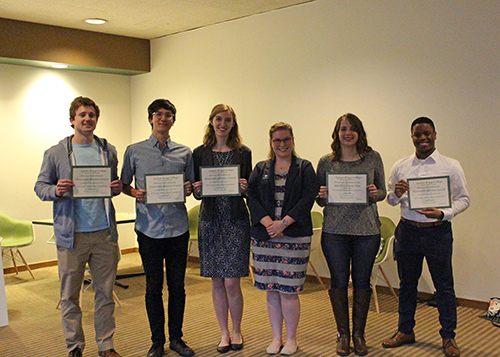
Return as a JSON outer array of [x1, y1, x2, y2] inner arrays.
[[202, 104, 242, 149]]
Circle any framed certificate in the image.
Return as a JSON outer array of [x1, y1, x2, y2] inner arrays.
[[408, 176, 451, 210], [71, 166, 112, 198], [327, 173, 368, 205], [200, 165, 240, 197], [145, 173, 186, 204]]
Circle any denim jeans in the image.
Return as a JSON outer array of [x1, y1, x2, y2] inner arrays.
[[321, 232, 380, 290], [138, 230, 189, 345], [394, 220, 456, 339]]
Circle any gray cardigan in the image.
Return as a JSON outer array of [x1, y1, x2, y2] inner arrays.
[[34, 135, 119, 248]]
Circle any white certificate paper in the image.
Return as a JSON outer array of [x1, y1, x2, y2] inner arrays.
[[145, 173, 185, 204], [408, 176, 451, 210], [327, 173, 368, 205], [201, 165, 240, 197], [72, 166, 112, 198]]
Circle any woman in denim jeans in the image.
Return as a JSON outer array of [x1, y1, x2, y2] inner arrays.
[[316, 113, 386, 356]]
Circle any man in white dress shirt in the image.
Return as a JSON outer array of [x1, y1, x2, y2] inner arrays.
[[382, 117, 470, 357]]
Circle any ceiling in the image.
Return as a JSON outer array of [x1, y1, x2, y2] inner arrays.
[[0, 0, 314, 40]]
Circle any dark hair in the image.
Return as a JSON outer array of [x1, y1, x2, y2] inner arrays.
[[203, 104, 242, 149], [69, 96, 100, 128], [411, 116, 435, 132], [330, 113, 372, 162], [147, 99, 177, 127], [268, 122, 298, 160]]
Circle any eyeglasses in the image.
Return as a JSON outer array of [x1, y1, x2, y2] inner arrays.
[[153, 112, 174, 119], [272, 137, 292, 144]]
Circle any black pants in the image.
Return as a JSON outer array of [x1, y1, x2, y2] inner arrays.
[[395, 220, 456, 339], [138, 230, 189, 345]]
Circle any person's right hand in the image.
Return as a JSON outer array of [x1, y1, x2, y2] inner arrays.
[[318, 186, 328, 199], [55, 179, 74, 197], [135, 189, 147, 202]]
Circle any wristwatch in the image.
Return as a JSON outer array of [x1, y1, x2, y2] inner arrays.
[[282, 219, 289, 226]]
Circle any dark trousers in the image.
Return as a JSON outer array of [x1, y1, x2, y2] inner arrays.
[[138, 230, 189, 345], [395, 220, 456, 339], [321, 232, 381, 290]]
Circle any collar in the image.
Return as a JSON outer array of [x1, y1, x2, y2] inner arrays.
[[412, 149, 439, 164], [148, 134, 171, 149]]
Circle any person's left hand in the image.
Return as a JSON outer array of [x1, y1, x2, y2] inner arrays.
[[239, 178, 248, 195], [266, 220, 285, 239], [367, 184, 378, 198], [110, 180, 123, 195], [416, 207, 443, 219], [184, 181, 193, 196]]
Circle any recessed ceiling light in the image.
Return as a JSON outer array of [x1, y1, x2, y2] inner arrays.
[[85, 18, 108, 25], [52, 64, 69, 69]]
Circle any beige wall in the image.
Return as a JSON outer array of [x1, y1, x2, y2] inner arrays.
[[1, 0, 499, 303], [0, 63, 136, 264], [131, 0, 500, 302]]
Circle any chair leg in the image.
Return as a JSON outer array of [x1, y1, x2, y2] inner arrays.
[[15, 249, 35, 279], [9, 249, 19, 274], [371, 274, 381, 314], [379, 266, 398, 300], [113, 291, 122, 307], [309, 260, 326, 289]]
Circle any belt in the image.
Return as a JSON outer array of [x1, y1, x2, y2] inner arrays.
[[401, 217, 444, 228]]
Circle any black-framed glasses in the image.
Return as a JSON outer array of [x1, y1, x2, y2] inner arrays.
[[272, 137, 292, 144], [153, 112, 174, 119]]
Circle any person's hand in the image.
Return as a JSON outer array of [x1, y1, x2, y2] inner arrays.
[[135, 189, 147, 202], [367, 184, 378, 198], [416, 207, 443, 219], [184, 181, 193, 196], [394, 179, 409, 198], [239, 178, 248, 195], [55, 179, 74, 197], [192, 181, 202, 197], [110, 180, 123, 195], [266, 220, 285, 239], [318, 186, 328, 199]]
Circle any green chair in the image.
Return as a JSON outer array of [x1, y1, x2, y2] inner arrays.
[[310, 211, 327, 289], [187, 205, 200, 263], [0, 212, 36, 279], [371, 216, 398, 313]]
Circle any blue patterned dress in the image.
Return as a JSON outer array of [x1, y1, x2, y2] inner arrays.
[[198, 150, 251, 278], [252, 169, 311, 293]]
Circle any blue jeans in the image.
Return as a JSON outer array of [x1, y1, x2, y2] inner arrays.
[[394, 220, 456, 339], [138, 230, 189, 345], [321, 232, 380, 290]]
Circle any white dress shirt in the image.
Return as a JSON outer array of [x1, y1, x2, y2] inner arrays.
[[387, 149, 470, 222]]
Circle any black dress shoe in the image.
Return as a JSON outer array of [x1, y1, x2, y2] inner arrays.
[[170, 339, 195, 357], [217, 341, 231, 354], [230, 336, 244, 351], [146, 344, 164, 357]]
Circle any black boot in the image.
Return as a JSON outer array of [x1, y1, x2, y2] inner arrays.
[[329, 289, 350, 356], [352, 288, 372, 356]]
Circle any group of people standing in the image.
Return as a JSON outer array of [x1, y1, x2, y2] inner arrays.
[[35, 96, 469, 357]]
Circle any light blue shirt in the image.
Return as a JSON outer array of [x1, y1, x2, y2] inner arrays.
[[72, 141, 108, 232], [121, 135, 195, 238]]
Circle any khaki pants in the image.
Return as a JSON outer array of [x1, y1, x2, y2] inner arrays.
[[57, 229, 119, 352]]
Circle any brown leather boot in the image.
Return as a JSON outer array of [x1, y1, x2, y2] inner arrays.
[[329, 289, 350, 356], [352, 288, 371, 356]]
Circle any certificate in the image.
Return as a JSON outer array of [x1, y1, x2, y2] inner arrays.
[[72, 166, 112, 198], [201, 165, 240, 197], [145, 173, 185, 204], [327, 173, 368, 205], [408, 176, 451, 210]]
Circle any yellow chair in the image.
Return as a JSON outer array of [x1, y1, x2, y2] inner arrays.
[[310, 211, 327, 289], [187, 205, 200, 262], [371, 216, 398, 313], [0, 212, 35, 279]]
